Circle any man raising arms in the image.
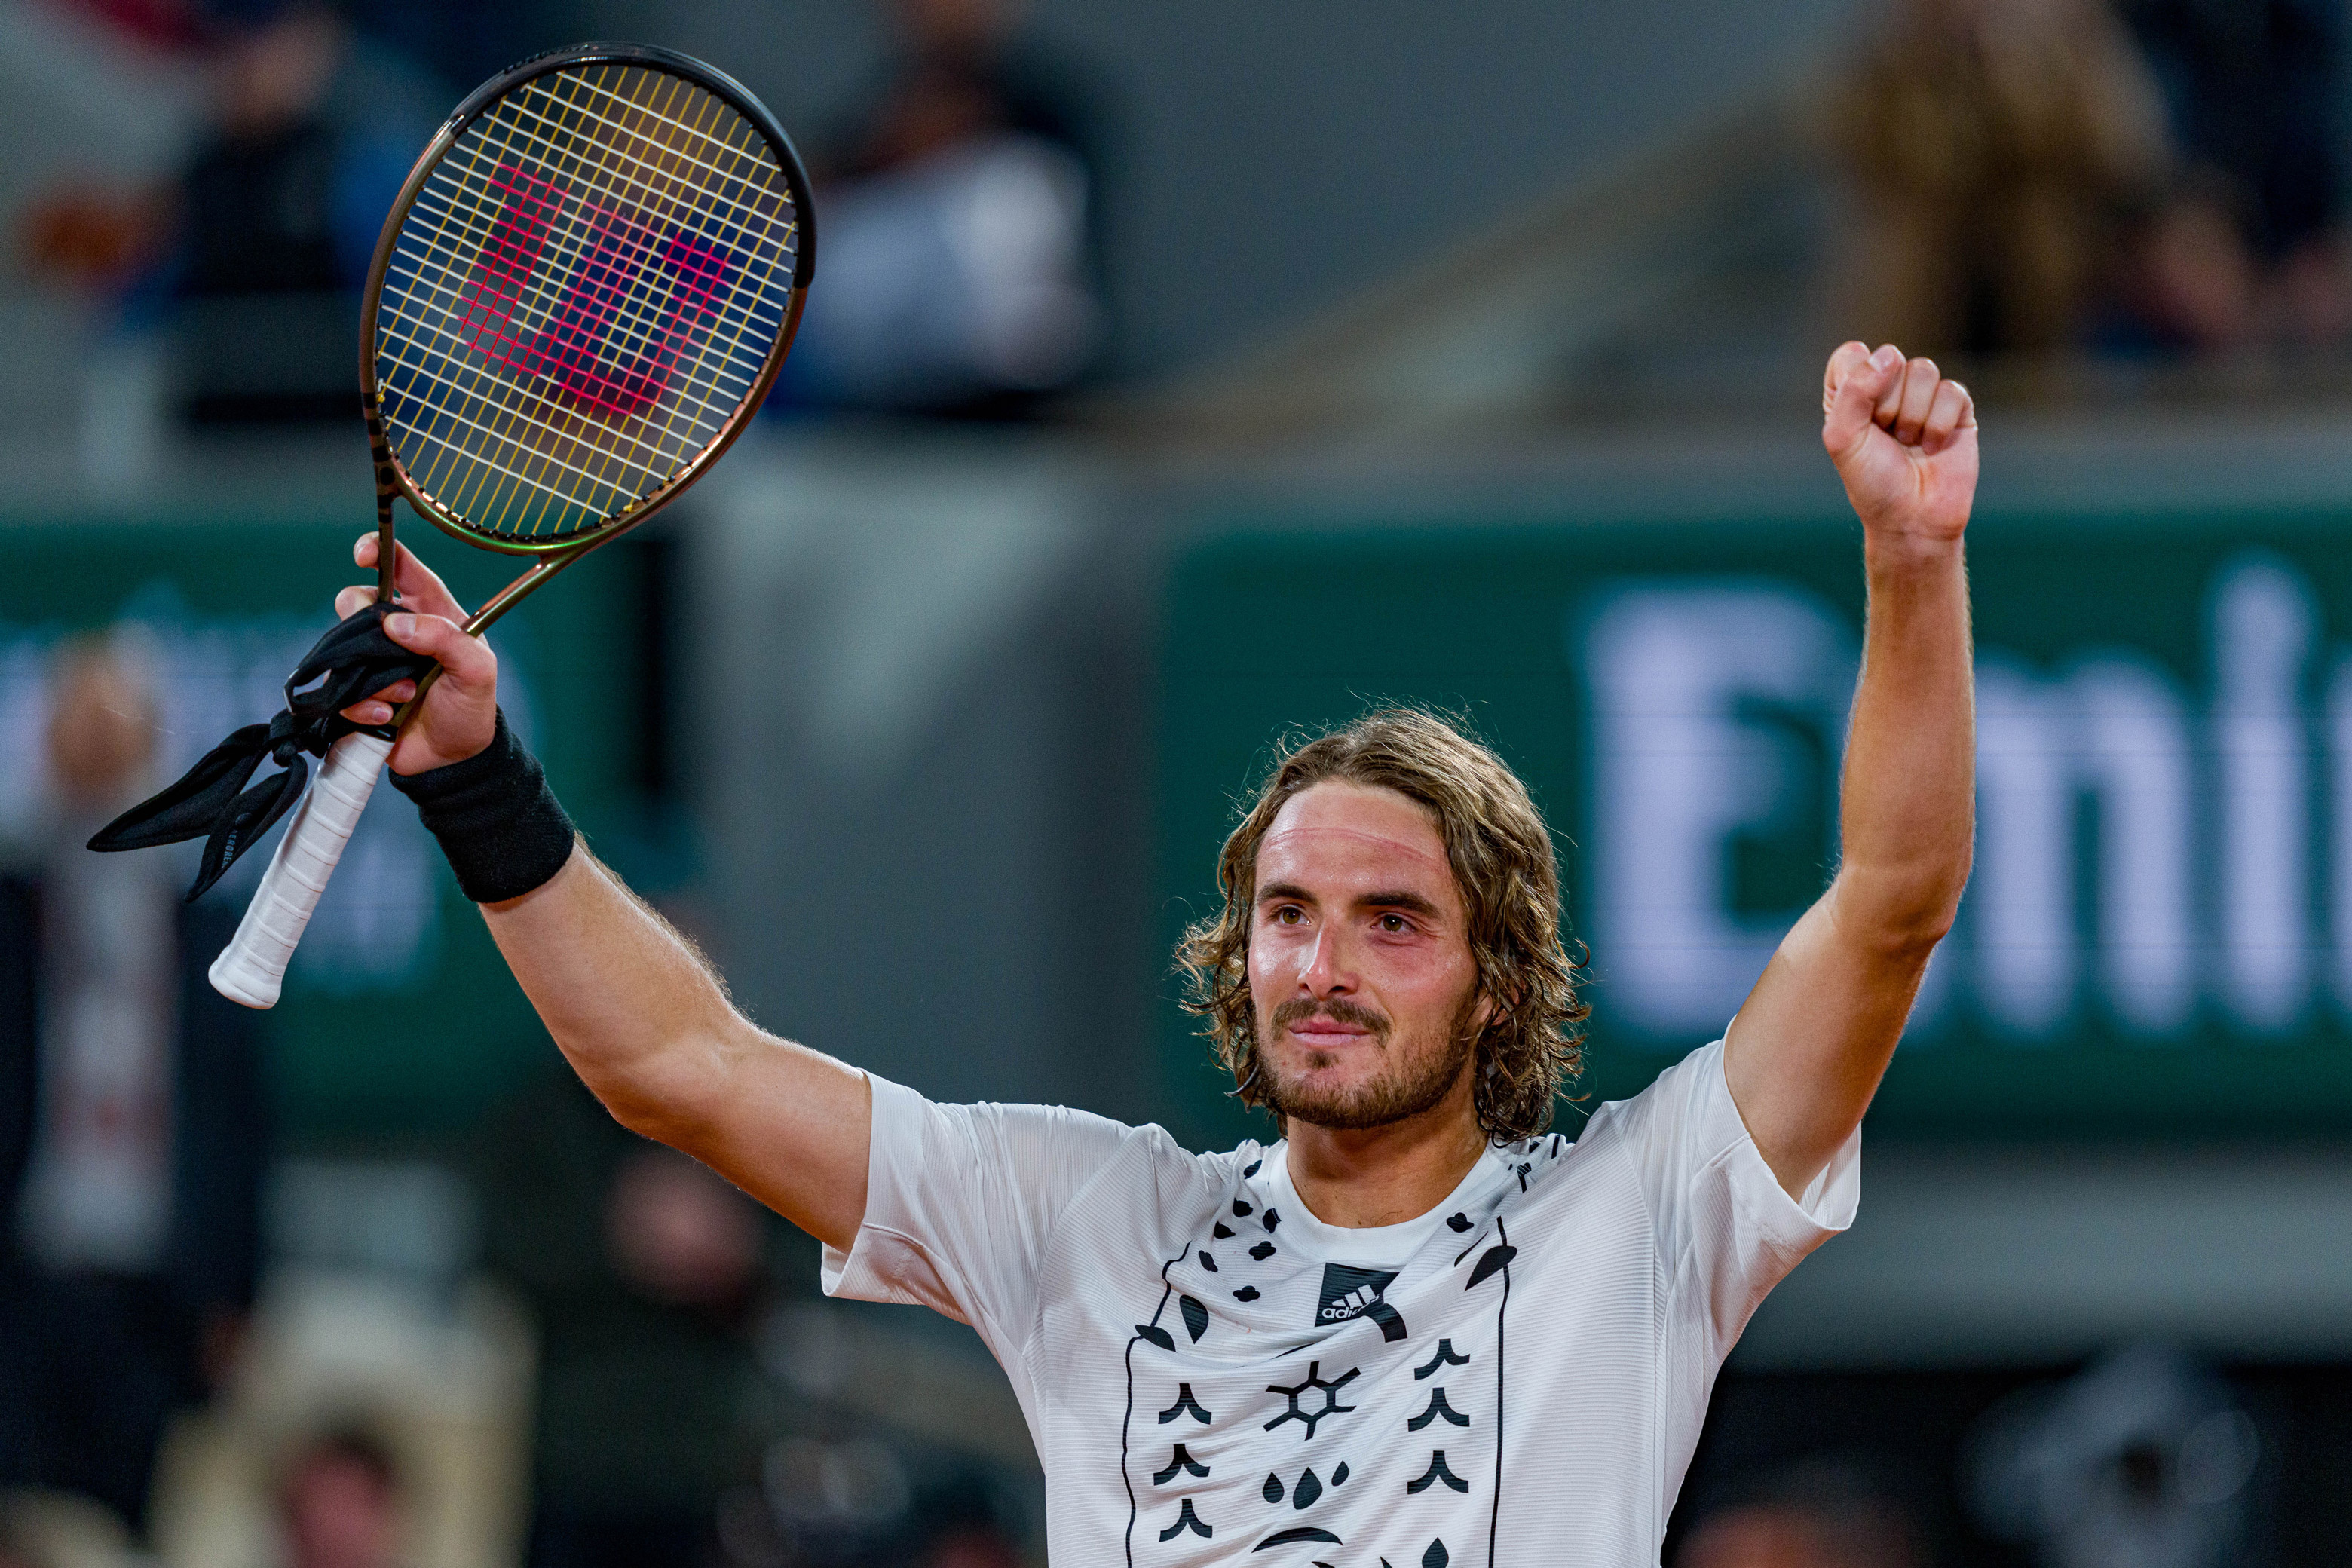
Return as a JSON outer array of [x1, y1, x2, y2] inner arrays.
[[343, 341, 1975, 1563]]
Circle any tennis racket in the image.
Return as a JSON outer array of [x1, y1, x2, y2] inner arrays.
[[209, 41, 814, 1008]]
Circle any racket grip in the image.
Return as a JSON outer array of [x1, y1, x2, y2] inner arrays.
[[209, 730, 396, 1009]]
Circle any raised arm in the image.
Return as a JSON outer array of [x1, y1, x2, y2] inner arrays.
[[1725, 342, 1977, 1196], [337, 535, 871, 1252]]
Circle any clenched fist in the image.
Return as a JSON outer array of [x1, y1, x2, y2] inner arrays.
[[1821, 342, 1977, 548]]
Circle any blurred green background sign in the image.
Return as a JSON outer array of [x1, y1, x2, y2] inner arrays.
[[0, 515, 650, 1139], [1160, 507, 2352, 1146]]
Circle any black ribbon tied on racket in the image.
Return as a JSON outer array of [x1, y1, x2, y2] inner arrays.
[[88, 602, 436, 901]]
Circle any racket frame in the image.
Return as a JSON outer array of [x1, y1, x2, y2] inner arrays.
[[213, 41, 813, 1009], [359, 41, 816, 638]]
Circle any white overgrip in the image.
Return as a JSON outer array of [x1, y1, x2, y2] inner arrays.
[[207, 730, 397, 1009]]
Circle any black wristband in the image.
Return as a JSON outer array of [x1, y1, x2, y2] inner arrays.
[[390, 709, 577, 903]]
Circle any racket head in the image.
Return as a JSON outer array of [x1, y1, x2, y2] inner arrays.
[[361, 42, 813, 557]]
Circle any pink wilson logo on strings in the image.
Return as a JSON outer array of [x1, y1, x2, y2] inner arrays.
[[456, 161, 737, 421]]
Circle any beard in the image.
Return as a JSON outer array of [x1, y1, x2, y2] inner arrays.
[[1256, 989, 1482, 1132]]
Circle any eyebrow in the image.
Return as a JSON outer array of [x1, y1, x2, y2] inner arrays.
[[1360, 890, 1442, 916], [1257, 881, 1443, 917]]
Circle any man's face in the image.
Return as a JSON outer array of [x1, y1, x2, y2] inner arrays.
[[1246, 781, 1487, 1132]]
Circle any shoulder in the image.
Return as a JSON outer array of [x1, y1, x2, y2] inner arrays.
[[871, 1076, 1253, 1210], [1062, 1113, 1263, 1221], [1497, 1040, 1744, 1230], [1551, 1039, 1860, 1266], [1576, 1039, 1741, 1157]]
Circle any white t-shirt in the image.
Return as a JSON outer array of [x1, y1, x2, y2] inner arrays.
[[822, 1039, 1858, 1566]]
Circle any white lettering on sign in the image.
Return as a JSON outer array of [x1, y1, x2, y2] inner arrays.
[[1974, 653, 2194, 1037], [1577, 552, 2339, 1045], [2328, 662, 2352, 1012], [1581, 584, 1854, 1037], [2213, 561, 2314, 1033]]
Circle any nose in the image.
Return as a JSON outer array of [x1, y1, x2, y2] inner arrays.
[[1297, 924, 1354, 997]]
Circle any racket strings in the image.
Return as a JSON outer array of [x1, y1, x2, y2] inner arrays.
[[519, 70, 778, 198], [378, 225, 761, 502], [387, 148, 782, 442], [382, 106, 672, 527], [406, 68, 774, 453], [375, 60, 800, 541], [539, 69, 798, 496], [495, 64, 791, 473], [423, 75, 792, 321], [386, 66, 785, 531]]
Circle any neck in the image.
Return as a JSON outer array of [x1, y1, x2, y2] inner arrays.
[[1281, 1066, 1487, 1229]]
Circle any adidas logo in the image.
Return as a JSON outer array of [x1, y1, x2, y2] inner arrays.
[[1315, 1264, 1398, 1325]]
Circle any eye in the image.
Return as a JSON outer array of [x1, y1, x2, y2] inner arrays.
[[1271, 905, 1305, 925], [1377, 912, 1413, 934]]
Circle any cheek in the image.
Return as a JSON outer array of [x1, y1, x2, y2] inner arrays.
[[1245, 933, 1289, 995], [1384, 947, 1480, 1018]]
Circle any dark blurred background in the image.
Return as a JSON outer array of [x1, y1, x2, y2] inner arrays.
[[6, 0, 2352, 1563]]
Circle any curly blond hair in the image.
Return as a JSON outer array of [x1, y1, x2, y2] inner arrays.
[[1175, 706, 1587, 1144]]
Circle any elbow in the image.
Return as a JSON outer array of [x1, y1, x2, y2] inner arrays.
[[593, 1070, 732, 1162], [1837, 858, 1969, 959], [560, 1053, 690, 1147], [1889, 897, 1961, 957], [553, 1012, 746, 1155], [602, 1086, 690, 1145]]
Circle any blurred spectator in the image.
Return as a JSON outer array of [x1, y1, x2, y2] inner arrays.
[[164, 2, 432, 424], [775, 0, 1109, 417], [277, 1427, 403, 1568], [0, 637, 268, 1537], [473, 1069, 792, 1568], [716, 1429, 1029, 1568], [23, 1, 439, 425], [1968, 1343, 2262, 1568], [2118, 0, 2352, 348], [1834, 0, 2173, 356], [1676, 1458, 1920, 1568]]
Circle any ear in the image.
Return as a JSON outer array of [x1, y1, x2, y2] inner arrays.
[[1468, 975, 1512, 1038]]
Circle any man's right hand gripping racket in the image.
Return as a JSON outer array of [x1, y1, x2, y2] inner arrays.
[[98, 43, 811, 1008]]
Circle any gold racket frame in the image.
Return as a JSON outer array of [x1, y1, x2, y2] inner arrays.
[[357, 41, 815, 639]]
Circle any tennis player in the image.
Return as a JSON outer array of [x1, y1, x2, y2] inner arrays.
[[345, 340, 1976, 1565]]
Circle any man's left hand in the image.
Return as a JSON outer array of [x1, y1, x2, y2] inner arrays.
[[1821, 341, 1977, 545]]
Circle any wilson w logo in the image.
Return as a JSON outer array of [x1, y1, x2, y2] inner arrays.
[[456, 162, 737, 420]]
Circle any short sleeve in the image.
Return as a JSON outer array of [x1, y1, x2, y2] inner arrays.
[[1597, 1038, 1859, 1352], [821, 1073, 1143, 1353]]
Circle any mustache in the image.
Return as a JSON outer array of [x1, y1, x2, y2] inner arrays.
[[1269, 997, 1391, 1039]]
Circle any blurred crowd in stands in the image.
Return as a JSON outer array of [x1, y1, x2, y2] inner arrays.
[[22, 0, 1107, 430], [769, 0, 1105, 417], [0, 633, 1031, 1567], [23, 0, 2346, 436], [0, 639, 266, 1539], [1836, 0, 2352, 360]]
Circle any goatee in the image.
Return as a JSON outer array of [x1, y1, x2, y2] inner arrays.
[[1260, 991, 1481, 1132]]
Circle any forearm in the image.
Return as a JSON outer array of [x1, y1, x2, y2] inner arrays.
[[1833, 528, 1975, 943], [480, 846, 871, 1248], [1729, 541, 1972, 1190]]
